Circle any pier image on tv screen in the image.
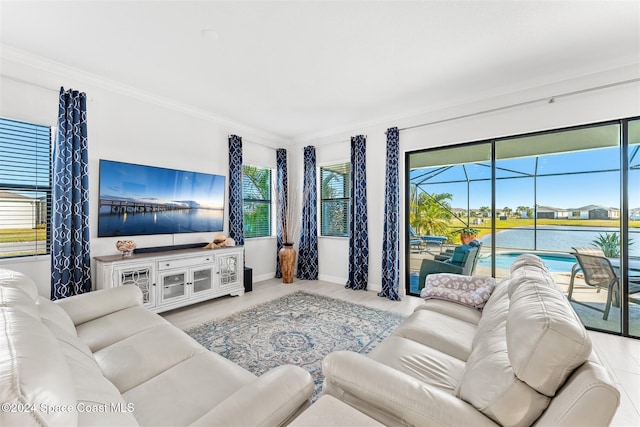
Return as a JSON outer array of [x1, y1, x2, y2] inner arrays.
[[98, 160, 225, 237]]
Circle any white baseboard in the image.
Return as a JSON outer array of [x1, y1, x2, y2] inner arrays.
[[253, 272, 276, 283], [318, 274, 345, 285]]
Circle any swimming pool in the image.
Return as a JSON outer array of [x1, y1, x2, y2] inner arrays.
[[477, 252, 576, 272]]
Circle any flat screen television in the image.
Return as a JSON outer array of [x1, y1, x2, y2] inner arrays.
[[98, 159, 225, 237]]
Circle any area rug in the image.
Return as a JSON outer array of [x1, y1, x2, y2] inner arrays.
[[185, 291, 406, 400]]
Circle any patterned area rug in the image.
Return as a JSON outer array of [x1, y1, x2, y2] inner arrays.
[[185, 291, 406, 399]]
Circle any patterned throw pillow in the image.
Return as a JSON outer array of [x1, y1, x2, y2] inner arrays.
[[420, 273, 497, 309]]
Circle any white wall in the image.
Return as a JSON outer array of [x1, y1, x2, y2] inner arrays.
[[299, 64, 640, 296], [0, 55, 287, 296], [2, 53, 638, 298]]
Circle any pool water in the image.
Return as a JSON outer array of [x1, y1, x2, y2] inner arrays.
[[477, 253, 576, 272], [410, 252, 576, 295]]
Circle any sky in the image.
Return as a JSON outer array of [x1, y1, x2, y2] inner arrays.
[[411, 147, 639, 210]]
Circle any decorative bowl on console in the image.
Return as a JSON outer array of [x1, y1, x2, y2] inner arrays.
[[116, 240, 137, 257]]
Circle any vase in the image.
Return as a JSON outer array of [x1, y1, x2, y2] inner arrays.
[[279, 243, 296, 284]]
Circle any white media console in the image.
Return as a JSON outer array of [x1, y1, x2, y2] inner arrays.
[[94, 246, 244, 313]]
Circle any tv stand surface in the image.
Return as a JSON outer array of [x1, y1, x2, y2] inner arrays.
[[134, 242, 208, 254]]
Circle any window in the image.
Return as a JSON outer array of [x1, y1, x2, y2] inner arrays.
[[0, 117, 51, 258], [320, 163, 351, 236], [407, 117, 640, 339], [242, 165, 272, 238]]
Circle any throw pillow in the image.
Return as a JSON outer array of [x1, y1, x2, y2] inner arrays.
[[420, 273, 497, 309]]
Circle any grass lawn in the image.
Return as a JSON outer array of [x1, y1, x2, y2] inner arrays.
[[0, 227, 47, 243], [449, 218, 640, 240]]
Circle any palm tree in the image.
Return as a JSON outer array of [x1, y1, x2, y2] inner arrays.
[[243, 166, 271, 237], [516, 205, 529, 218], [410, 190, 453, 236]]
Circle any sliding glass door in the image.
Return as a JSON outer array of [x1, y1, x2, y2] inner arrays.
[[627, 119, 639, 338], [406, 117, 639, 338]]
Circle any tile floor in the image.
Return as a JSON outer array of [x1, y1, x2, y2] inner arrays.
[[163, 278, 640, 427]]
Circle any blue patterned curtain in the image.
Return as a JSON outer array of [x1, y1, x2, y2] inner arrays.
[[51, 87, 91, 300], [275, 148, 288, 278], [297, 146, 318, 280], [228, 135, 244, 246], [345, 135, 369, 290], [379, 127, 401, 301]]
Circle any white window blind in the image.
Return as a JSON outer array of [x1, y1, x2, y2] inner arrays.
[[242, 165, 272, 238], [320, 163, 351, 237], [0, 117, 51, 258]]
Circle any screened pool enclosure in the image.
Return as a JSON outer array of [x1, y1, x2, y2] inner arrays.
[[407, 118, 640, 338]]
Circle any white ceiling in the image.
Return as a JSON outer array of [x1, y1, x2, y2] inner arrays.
[[1, 1, 639, 142]]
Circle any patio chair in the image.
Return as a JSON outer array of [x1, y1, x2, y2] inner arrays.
[[417, 241, 482, 291], [569, 248, 640, 319], [409, 226, 447, 254], [409, 228, 425, 253], [568, 252, 620, 320]]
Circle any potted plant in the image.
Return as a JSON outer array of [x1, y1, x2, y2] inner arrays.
[[592, 232, 634, 257], [456, 227, 480, 245]]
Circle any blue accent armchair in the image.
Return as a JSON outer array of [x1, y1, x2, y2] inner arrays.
[[418, 241, 483, 291]]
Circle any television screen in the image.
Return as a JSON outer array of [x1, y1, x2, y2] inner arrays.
[[98, 160, 225, 237]]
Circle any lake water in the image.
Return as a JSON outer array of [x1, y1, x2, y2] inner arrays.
[[479, 226, 640, 258], [98, 208, 224, 237]]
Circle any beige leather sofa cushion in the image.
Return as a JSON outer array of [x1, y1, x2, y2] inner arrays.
[[94, 323, 206, 393], [369, 335, 465, 393], [123, 351, 256, 425], [0, 307, 78, 426], [507, 269, 592, 396], [509, 253, 549, 274], [414, 298, 482, 325], [37, 296, 78, 336], [392, 309, 476, 361], [457, 275, 550, 426], [76, 305, 168, 352], [0, 269, 39, 301], [51, 317, 139, 426], [0, 286, 40, 319], [470, 277, 510, 349]]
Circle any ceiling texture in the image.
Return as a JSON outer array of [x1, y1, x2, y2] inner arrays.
[[1, 1, 639, 142]]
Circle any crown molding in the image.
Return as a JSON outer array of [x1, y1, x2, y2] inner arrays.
[[0, 44, 293, 148]]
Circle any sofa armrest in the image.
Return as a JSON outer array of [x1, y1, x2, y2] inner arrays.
[[323, 351, 498, 427], [190, 365, 314, 427], [55, 285, 143, 326]]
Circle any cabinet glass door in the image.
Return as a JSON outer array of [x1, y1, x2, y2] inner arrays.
[[218, 254, 239, 287], [160, 272, 187, 303], [118, 265, 154, 307], [192, 267, 214, 294]]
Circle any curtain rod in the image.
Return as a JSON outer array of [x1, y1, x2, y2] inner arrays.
[[393, 77, 640, 133]]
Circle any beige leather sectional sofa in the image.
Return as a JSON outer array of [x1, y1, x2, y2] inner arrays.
[[0, 269, 313, 427], [321, 254, 620, 426]]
